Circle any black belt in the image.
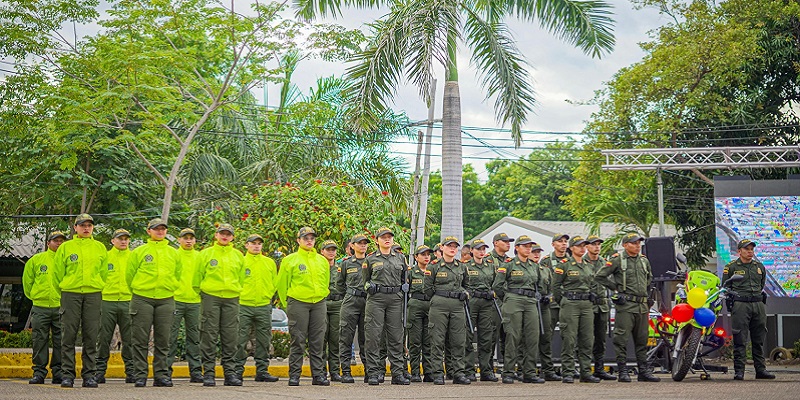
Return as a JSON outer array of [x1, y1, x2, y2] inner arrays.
[[733, 294, 761, 302], [410, 293, 431, 301], [346, 287, 367, 298], [565, 291, 593, 301], [374, 285, 402, 294], [469, 290, 493, 300], [621, 294, 648, 303], [507, 288, 538, 298], [434, 290, 463, 299], [327, 293, 343, 301]]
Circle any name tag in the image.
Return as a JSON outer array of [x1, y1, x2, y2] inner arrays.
[[568, 271, 580, 277], [468, 270, 479, 276], [436, 272, 448, 278], [511, 271, 524, 277], [412, 279, 423, 284], [346, 267, 358, 273], [734, 270, 746, 276], [373, 262, 384, 267]]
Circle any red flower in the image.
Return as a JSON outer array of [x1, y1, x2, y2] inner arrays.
[[340, 182, 347, 186], [315, 179, 322, 184], [242, 213, 249, 221], [381, 191, 389, 196]]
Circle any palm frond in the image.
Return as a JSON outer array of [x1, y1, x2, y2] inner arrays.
[[405, 0, 461, 105], [293, 0, 393, 20]]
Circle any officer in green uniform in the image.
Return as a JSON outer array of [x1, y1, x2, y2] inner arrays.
[[195, 223, 245, 387], [553, 236, 599, 383], [126, 218, 181, 387], [538, 233, 569, 381], [723, 239, 775, 381], [424, 236, 471, 385], [235, 234, 279, 382], [489, 233, 513, 369], [320, 240, 343, 382], [23, 231, 66, 385], [53, 213, 108, 388], [336, 233, 369, 383], [96, 229, 134, 384], [594, 233, 660, 382], [463, 239, 498, 382], [361, 227, 409, 386], [407, 245, 433, 382], [583, 235, 615, 380], [492, 235, 544, 384], [168, 228, 203, 382], [432, 243, 443, 262], [276, 227, 331, 387]]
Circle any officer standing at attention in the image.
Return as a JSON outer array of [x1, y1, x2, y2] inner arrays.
[[23, 231, 66, 385], [723, 239, 775, 380], [464, 239, 498, 382], [53, 214, 108, 388], [553, 236, 599, 384], [489, 233, 513, 368], [492, 235, 544, 384], [583, 235, 615, 381], [538, 233, 570, 381], [96, 229, 134, 384], [533, 242, 558, 382], [195, 223, 245, 387], [361, 227, 409, 386], [276, 227, 331, 387], [336, 234, 370, 383], [407, 245, 434, 382], [321, 240, 343, 382], [168, 228, 203, 382], [235, 234, 279, 383], [126, 218, 181, 387], [595, 233, 660, 382]]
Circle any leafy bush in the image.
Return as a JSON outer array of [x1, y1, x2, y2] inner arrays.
[[793, 338, 800, 358], [0, 329, 33, 347], [272, 331, 291, 359]]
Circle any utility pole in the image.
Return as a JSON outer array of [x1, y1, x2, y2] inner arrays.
[[408, 130, 424, 263]]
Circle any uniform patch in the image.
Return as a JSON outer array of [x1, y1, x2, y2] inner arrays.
[[40, 265, 47, 272], [757, 267, 762, 274], [412, 279, 423, 284], [554, 268, 564, 274], [568, 270, 580, 277], [362, 262, 368, 269], [145, 254, 154, 262], [505, 258, 513, 263], [511, 271, 524, 276], [337, 267, 341, 273], [605, 262, 612, 267], [723, 268, 729, 274], [497, 267, 507, 274], [468, 270, 479, 276], [299, 264, 307, 272], [346, 267, 358, 273], [734, 270, 745, 275], [108, 263, 114, 271], [486, 258, 494, 263], [373, 262, 384, 267], [561, 258, 568, 263], [436, 272, 448, 278], [210, 259, 218, 267], [69, 254, 78, 262], [424, 270, 432, 276], [245, 268, 251, 276]]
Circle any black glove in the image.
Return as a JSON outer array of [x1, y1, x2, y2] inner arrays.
[[762, 291, 767, 304], [611, 293, 627, 306], [365, 282, 377, 295], [458, 292, 469, 301]]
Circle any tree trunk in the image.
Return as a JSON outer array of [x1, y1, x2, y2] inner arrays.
[[440, 79, 463, 242]]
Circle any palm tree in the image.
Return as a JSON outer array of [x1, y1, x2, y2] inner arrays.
[[295, 0, 615, 240], [584, 195, 658, 254]]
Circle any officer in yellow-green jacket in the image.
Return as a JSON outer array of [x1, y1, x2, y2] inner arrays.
[[168, 228, 203, 382], [195, 223, 245, 387], [96, 229, 134, 384], [53, 214, 108, 388], [126, 218, 181, 388], [235, 233, 279, 383], [276, 227, 331, 387], [23, 231, 66, 385]]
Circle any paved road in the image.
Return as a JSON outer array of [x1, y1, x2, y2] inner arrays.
[[3, 372, 799, 400]]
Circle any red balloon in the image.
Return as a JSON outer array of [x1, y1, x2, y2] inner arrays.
[[672, 303, 694, 323]]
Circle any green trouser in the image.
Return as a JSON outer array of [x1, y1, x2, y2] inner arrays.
[[168, 301, 201, 376], [538, 305, 555, 375], [60, 291, 101, 380], [429, 296, 467, 378], [406, 298, 431, 376], [200, 293, 239, 378], [235, 304, 272, 377], [731, 301, 767, 373], [612, 308, 648, 364], [130, 294, 175, 380], [465, 298, 495, 375], [559, 299, 594, 378], [501, 293, 539, 378], [30, 306, 62, 379], [592, 310, 609, 368], [325, 299, 342, 376], [286, 297, 327, 378], [364, 292, 405, 378], [338, 293, 366, 373], [96, 300, 133, 377]]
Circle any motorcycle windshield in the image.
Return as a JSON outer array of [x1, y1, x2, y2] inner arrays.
[[686, 270, 720, 292]]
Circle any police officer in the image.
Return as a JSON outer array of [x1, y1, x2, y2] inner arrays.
[[538, 233, 570, 381], [464, 239, 498, 382], [126, 218, 181, 387], [460, 243, 472, 263], [407, 245, 434, 382], [235, 234, 279, 383], [723, 239, 775, 380], [595, 233, 660, 382], [53, 214, 108, 388], [276, 227, 330, 386], [361, 227, 409, 385], [583, 235, 615, 380], [168, 228, 203, 382], [553, 236, 599, 383], [321, 240, 343, 382], [492, 235, 544, 384], [23, 231, 66, 385], [195, 223, 245, 387], [336, 234, 369, 383], [489, 233, 513, 369], [432, 243, 443, 261], [533, 242, 558, 382], [96, 229, 134, 384]]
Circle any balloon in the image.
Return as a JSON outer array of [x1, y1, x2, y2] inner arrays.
[[687, 287, 708, 308], [672, 303, 694, 323], [694, 307, 716, 327]]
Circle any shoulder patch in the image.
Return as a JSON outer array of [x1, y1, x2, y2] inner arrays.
[[611, 253, 619, 258], [497, 267, 507, 274], [505, 257, 513, 262], [430, 259, 439, 265], [561, 258, 568, 263], [486, 258, 493, 263], [554, 268, 564, 274], [424, 270, 432, 276], [605, 261, 613, 267]]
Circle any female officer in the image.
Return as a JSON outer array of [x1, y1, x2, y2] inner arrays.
[[464, 239, 498, 382]]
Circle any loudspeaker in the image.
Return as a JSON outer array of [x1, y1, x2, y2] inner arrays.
[[643, 236, 676, 278]]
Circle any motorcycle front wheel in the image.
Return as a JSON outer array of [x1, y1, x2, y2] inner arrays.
[[672, 326, 702, 381]]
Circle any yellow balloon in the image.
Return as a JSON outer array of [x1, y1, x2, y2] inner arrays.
[[687, 287, 708, 308]]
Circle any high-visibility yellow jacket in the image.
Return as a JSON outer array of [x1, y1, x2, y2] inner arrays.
[[53, 236, 108, 294], [23, 249, 61, 307], [276, 247, 329, 308], [240, 252, 278, 307]]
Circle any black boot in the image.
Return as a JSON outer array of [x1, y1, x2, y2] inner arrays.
[[224, 374, 243, 386], [637, 363, 661, 382], [617, 364, 631, 383], [341, 372, 355, 383], [312, 375, 330, 386], [594, 364, 616, 380], [288, 375, 300, 386], [330, 372, 342, 382], [28, 375, 45, 384], [756, 370, 776, 379]]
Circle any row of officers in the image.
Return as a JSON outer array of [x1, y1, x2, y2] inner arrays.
[[23, 213, 773, 388]]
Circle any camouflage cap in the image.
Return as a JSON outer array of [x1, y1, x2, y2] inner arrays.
[[112, 228, 131, 239], [351, 233, 369, 243], [74, 213, 93, 225], [515, 235, 535, 245], [441, 236, 460, 246], [622, 233, 645, 244], [586, 235, 604, 244], [297, 226, 316, 238], [415, 244, 433, 255], [737, 239, 757, 249], [147, 218, 167, 230], [246, 233, 264, 243], [551, 233, 569, 242], [470, 239, 490, 249], [217, 223, 235, 234], [375, 227, 394, 238], [47, 231, 67, 241], [178, 228, 196, 238], [492, 232, 514, 242], [321, 240, 338, 250], [569, 236, 588, 247]]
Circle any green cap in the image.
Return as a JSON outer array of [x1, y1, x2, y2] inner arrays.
[[112, 228, 131, 239], [74, 213, 93, 225], [492, 233, 514, 242], [552, 233, 569, 242], [737, 239, 757, 249], [531, 243, 543, 252], [375, 227, 394, 238], [297, 226, 316, 238], [217, 223, 235, 234], [147, 218, 167, 230], [321, 240, 338, 250], [179, 228, 196, 238], [569, 236, 587, 247], [441, 236, 460, 246], [415, 245, 432, 255], [246, 233, 264, 243], [515, 235, 535, 245], [586, 235, 603, 244], [622, 233, 644, 244], [47, 231, 67, 241], [432, 243, 442, 252], [391, 244, 403, 253], [470, 239, 489, 249], [351, 233, 369, 243]]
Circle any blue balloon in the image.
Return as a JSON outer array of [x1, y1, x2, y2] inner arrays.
[[694, 307, 716, 327]]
